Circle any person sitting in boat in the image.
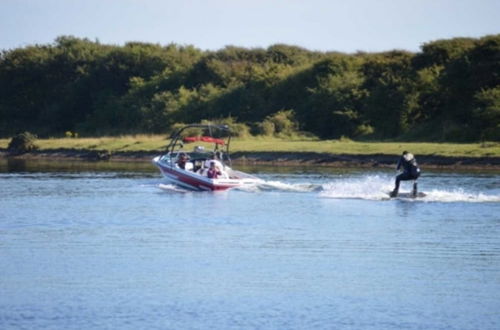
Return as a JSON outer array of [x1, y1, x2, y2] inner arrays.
[[204, 152, 224, 169], [207, 161, 222, 179], [177, 152, 191, 170], [390, 151, 421, 197]]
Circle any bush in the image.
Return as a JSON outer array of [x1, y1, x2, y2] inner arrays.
[[267, 110, 298, 135], [168, 119, 251, 138], [481, 125, 500, 141], [201, 118, 251, 138], [252, 110, 299, 136], [228, 122, 251, 138], [339, 135, 353, 142], [252, 120, 275, 136], [354, 124, 374, 137], [65, 131, 78, 138], [7, 132, 39, 154]]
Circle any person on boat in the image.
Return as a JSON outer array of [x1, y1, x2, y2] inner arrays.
[[177, 152, 189, 170], [207, 161, 222, 179], [390, 151, 421, 197], [204, 152, 224, 169]]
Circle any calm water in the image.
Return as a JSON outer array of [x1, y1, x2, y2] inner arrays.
[[1, 160, 499, 330]]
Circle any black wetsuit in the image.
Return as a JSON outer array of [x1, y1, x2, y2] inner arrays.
[[394, 155, 421, 191]]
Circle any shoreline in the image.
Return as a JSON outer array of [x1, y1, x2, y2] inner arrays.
[[2, 148, 500, 170]]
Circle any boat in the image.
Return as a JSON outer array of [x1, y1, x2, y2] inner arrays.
[[152, 124, 262, 191]]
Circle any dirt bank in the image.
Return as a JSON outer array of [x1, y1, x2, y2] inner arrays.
[[2, 148, 500, 170], [230, 152, 500, 169]]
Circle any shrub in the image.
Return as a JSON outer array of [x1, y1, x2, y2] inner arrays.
[[354, 124, 374, 136], [7, 132, 39, 154], [256, 120, 276, 136], [168, 119, 251, 138], [267, 110, 298, 135], [228, 122, 251, 138], [200, 118, 251, 138], [339, 135, 353, 142], [481, 125, 500, 141]]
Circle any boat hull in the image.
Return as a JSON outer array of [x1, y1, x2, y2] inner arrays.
[[153, 156, 259, 191]]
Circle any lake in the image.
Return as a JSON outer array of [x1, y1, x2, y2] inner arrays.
[[1, 159, 499, 329]]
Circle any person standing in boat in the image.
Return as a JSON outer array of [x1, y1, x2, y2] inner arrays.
[[390, 151, 421, 197], [207, 161, 222, 179]]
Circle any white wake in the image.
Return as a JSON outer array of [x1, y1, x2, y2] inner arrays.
[[319, 175, 500, 203], [158, 183, 191, 193], [420, 189, 500, 203], [320, 175, 393, 200], [234, 180, 321, 193], [156, 175, 500, 202]]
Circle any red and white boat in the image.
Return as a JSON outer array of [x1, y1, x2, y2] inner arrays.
[[153, 124, 261, 191]]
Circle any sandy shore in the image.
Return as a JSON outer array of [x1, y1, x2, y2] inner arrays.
[[2, 148, 500, 170]]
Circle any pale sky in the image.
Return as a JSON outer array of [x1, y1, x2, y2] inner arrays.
[[1, 0, 499, 53]]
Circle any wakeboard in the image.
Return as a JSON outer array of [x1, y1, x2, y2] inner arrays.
[[387, 191, 427, 199]]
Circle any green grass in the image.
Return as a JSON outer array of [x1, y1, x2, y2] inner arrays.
[[1, 135, 499, 157], [0, 135, 168, 152], [232, 137, 500, 157]]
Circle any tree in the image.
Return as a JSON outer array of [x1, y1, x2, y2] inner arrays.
[[473, 87, 500, 140], [361, 51, 415, 138]]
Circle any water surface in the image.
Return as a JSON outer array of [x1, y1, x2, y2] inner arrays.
[[1, 160, 499, 329]]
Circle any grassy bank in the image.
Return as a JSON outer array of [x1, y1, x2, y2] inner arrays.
[[1, 136, 499, 157]]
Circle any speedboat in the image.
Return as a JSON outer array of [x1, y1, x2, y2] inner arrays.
[[152, 124, 261, 191]]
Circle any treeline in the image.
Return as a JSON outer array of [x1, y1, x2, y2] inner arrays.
[[0, 35, 499, 141]]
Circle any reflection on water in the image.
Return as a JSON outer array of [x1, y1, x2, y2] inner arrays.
[[0, 159, 499, 329], [2, 158, 499, 176], [0, 158, 157, 174]]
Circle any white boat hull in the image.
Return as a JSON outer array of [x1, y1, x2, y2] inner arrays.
[[153, 156, 260, 191]]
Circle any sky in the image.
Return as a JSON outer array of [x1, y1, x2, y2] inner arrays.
[[1, 0, 499, 53]]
